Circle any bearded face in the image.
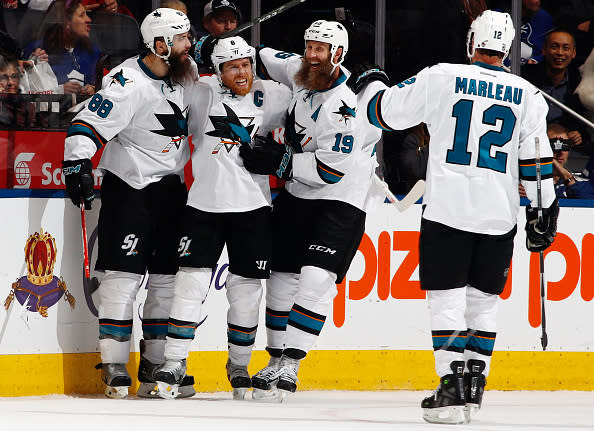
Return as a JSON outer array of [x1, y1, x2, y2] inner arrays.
[[168, 49, 194, 84], [294, 41, 336, 91], [220, 57, 254, 96]]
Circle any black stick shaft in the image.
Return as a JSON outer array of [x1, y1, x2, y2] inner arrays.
[[534, 137, 548, 351], [221, 0, 307, 38]]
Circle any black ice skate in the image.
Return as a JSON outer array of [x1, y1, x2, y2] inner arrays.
[[96, 362, 132, 399], [251, 356, 282, 402], [154, 358, 187, 399], [421, 361, 466, 424], [226, 360, 251, 400], [137, 340, 195, 398], [464, 359, 487, 420], [276, 355, 300, 395]]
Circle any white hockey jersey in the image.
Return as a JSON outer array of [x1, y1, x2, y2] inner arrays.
[[184, 75, 292, 212], [64, 54, 190, 189], [366, 62, 555, 235], [257, 48, 378, 211]]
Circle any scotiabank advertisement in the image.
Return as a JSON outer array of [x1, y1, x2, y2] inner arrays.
[[0, 130, 592, 355]]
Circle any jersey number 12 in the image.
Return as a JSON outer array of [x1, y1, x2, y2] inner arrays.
[[446, 99, 516, 173]]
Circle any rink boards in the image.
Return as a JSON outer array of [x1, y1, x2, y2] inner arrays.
[[0, 196, 593, 396]]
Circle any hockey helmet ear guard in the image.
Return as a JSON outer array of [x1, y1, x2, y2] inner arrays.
[[211, 36, 256, 84], [304, 20, 349, 73], [466, 10, 515, 61], [140, 8, 191, 63]]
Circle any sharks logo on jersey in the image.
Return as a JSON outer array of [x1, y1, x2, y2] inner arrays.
[[109, 69, 131, 87], [285, 104, 311, 153], [333, 100, 356, 124], [150, 99, 189, 153], [207, 103, 255, 154]]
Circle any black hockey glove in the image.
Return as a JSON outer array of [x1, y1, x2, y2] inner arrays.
[[62, 158, 95, 210], [525, 198, 559, 252], [346, 62, 390, 95], [239, 135, 293, 180], [194, 34, 217, 69]]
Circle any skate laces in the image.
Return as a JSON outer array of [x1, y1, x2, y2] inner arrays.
[[254, 365, 282, 382], [279, 358, 299, 383]]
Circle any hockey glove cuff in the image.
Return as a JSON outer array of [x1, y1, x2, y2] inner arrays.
[[525, 198, 559, 252], [62, 158, 95, 210], [346, 62, 390, 95], [194, 34, 217, 69], [239, 135, 293, 180]]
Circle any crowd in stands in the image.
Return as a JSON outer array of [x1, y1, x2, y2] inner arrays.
[[1, 0, 594, 200]]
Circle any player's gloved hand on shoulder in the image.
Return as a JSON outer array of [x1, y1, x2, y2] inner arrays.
[[525, 198, 559, 252], [62, 158, 95, 210], [346, 62, 390, 94], [194, 34, 217, 69], [239, 134, 293, 180]]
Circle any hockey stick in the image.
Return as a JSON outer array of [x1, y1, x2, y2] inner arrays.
[[221, 0, 308, 38], [534, 137, 548, 351], [80, 200, 99, 316], [372, 174, 425, 212]]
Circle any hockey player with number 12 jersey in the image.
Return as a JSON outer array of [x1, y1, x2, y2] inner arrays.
[[363, 10, 558, 424]]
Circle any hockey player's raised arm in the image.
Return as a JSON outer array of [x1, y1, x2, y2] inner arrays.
[[64, 67, 142, 160], [256, 47, 301, 90], [518, 88, 556, 209], [366, 68, 430, 132]]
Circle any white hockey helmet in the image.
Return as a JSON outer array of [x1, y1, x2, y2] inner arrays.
[[304, 20, 349, 73], [211, 36, 256, 82], [466, 10, 515, 61], [140, 8, 191, 62]]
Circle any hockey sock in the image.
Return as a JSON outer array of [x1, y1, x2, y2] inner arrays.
[[464, 286, 498, 376], [427, 287, 467, 377], [142, 274, 175, 364], [284, 266, 337, 355], [265, 271, 299, 352], [226, 272, 263, 366], [98, 270, 142, 364], [165, 267, 211, 361]]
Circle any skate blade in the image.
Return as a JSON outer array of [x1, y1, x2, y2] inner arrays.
[[136, 382, 160, 398], [232, 387, 249, 400], [178, 384, 196, 398], [422, 406, 466, 424], [105, 385, 128, 399], [252, 387, 282, 403], [156, 381, 180, 400], [464, 403, 480, 422]]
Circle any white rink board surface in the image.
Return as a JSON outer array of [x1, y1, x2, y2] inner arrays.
[[0, 197, 592, 354]]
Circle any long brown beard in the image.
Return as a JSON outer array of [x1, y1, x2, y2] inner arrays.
[[168, 52, 194, 84], [294, 58, 334, 90]]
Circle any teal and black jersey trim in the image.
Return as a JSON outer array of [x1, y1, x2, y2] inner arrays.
[[367, 90, 394, 131], [227, 323, 258, 347], [431, 329, 467, 353], [167, 317, 198, 340], [519, 157, 554, 181], [316, 156, 344, 184], [466, 329, 496, 356], [141, 318, 168, 340], [265, 307, 289, 331], [256, 48, 271, 80], [287, 304, 326, 336], [99, 318, 133, 341], [67, 120, 107, 150]]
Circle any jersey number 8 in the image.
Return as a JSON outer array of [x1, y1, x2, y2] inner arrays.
[[87, 94, 114, 118]]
